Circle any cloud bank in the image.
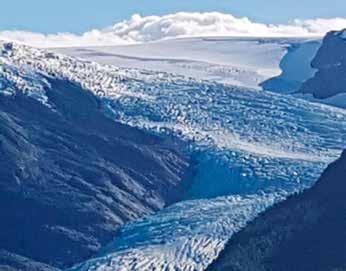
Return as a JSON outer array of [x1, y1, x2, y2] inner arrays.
[[1, 12, 346, 48]]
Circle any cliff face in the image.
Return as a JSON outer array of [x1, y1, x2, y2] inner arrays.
[[0, 78, 193, 270], [208, 150, 346, 271], [260, 40, 321, 93], [300, 30, 346, 100]]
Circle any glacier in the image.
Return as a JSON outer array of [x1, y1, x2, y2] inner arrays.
[[68, 82, 346, 270], [1, 41, 346, 271], [56, 37, 318, 89]]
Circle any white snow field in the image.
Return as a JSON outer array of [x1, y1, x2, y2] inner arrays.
[[56, 37, 320, 90], [1, 42, 346, 271]]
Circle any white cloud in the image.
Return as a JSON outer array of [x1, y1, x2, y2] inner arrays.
[[1, 12, 346, 48], [0, 30, 128, 48]]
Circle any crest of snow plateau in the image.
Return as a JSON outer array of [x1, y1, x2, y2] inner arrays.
[[2, 12, 346, 47], [56, 37, 292, 89], [1, 42, 346, 271]]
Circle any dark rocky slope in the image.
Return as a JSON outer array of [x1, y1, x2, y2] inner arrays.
[[300, 29, 346, 100], [208, 150, 346, 271], [0, 250, 59, 271], [0, 78, 194, 270]]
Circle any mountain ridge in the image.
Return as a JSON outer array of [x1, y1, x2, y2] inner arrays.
[[299, 29, 346, 104]]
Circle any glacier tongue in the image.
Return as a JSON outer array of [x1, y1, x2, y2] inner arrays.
[[1, 42, 346, 271], [70, 193, 281, 271]]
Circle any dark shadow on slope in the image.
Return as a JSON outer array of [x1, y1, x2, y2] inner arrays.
[[0, 78, 195, 270], [0, 250, 59, 271]]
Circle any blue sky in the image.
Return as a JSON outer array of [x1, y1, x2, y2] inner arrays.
[[1, 0, 346, 33]]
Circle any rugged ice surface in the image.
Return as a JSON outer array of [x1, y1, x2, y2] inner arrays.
[[68, 84, 346, 271], [1, 42, 346, 271], [69, 194, 281, 271], [57, 36, 325, 101], [56, 37, 297, 89]]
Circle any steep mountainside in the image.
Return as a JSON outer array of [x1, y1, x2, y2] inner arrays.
[[0, 75, 193, 269], [0, 250, 59, 271], [208, 150, 346, 271], [300, 29, 346, 105]]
